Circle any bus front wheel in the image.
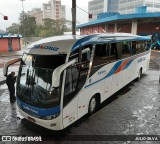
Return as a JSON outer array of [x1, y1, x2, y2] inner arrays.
[[88, 96, 97, 114]]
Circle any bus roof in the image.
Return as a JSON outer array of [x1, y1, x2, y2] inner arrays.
[[26, 33, 151, 55]]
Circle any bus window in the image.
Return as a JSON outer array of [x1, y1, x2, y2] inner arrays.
[[116, 42, 123, 59], [90, 43, 109, 76], [131, 41, 147, 55], [122, 41, 131, 58], [93, 43, 110, 66], [110, 43, 118, 61], [131, 41, 137, 55], [63, 66, 79, 106], [145, 40, 151, 50]]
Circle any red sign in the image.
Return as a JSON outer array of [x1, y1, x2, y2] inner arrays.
[[4, 16, 8, 20], [89, 14, 92, 19]]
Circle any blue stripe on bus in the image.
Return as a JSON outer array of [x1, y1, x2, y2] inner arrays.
[[84, 60, 124, 88], [17, 97, 60, 117]]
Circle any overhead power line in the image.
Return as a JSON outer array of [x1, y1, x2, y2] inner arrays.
[[76, 5, 89, 14]]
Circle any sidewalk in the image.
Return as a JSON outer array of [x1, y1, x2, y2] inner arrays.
[[0, 50, 23, 57]]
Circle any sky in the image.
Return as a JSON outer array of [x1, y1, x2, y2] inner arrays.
[[0, 0, 89, 31]]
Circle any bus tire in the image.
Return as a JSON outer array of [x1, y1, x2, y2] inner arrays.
[[137, 68, 142, 81], [88, 96, 97, 115]]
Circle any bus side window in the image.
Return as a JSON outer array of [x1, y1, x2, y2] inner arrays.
[[116, 42, 122, 59], [63, 66, 79, 107], [131, 41, 146, 55], [81, 45, 92, 62], [110, 43, 118, 61], [131, 41, 137, 55], [122, 41, 131, 58], [93, 43, 110, 66], [90, 43, 109, 76], [145, 40, 151, 50]]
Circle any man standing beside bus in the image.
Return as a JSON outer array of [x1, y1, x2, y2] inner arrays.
[[6, 72, 16, 103]]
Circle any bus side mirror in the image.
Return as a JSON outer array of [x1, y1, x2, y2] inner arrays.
[[3, 58, 21, 77], [52, 59, 77, 87]]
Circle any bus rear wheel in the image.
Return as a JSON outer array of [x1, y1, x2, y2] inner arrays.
[[88, 96, 97, 114]]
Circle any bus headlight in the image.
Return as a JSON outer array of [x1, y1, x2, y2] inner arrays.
[[43, 113, 60, 120]]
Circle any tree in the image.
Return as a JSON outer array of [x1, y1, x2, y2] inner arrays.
[[6, 23, 20, 34], [19, 12, 37, 37], [6, 12, 72, 37]]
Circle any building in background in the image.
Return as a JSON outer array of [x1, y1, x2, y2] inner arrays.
[[88, 0, 160, 22], [78, 10, 160, 36], [119, 0, 160, 14], [88, 0, 107, 21], [43, 0, 66, 20], [43, 1, 52, 19], [108, 0, 119, 12], [28, 8, 43, 25], [60, 5, 66, 20], [27, 0, 66, 25], [88, 0, 120, 21]]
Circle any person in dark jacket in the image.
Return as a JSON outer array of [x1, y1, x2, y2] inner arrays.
[[6, 72, 16, 103]]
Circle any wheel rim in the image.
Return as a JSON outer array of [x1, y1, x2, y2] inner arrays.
[[90, 97, 96, 112]]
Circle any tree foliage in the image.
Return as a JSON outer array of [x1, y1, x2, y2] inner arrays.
[[6, 23, 20, 34], [7, 12, 71, 37]]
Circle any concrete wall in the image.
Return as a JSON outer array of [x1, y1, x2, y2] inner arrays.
[[0, 39, 8, 52], [12, 38, 20, 51], [0, 38, 21, 52]]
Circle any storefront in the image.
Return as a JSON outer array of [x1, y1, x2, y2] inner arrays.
[[0, 34, 22, 52]]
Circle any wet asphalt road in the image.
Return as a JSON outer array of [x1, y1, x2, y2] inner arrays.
[[0, 50, 160, 144]]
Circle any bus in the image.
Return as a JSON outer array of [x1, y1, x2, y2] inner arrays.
[[3, 33, 151, 130]]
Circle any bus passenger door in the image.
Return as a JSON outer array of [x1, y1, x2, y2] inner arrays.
[[62, 66, 80, 128], [3, 58, 21, 76]]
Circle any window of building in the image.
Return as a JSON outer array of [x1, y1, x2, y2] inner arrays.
[[146, 2, 153, 7]]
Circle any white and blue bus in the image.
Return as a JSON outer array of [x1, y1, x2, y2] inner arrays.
[[4, 33, 151, 130]]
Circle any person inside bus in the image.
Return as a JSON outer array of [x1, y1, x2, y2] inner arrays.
[[6, 72, 16, 103]]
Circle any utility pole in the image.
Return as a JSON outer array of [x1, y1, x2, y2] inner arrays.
[[20, 0, 26, 48], [72, 0, 76, 35]]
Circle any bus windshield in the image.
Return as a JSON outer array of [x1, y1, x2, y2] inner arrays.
[[16, 53, 66, 108]]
